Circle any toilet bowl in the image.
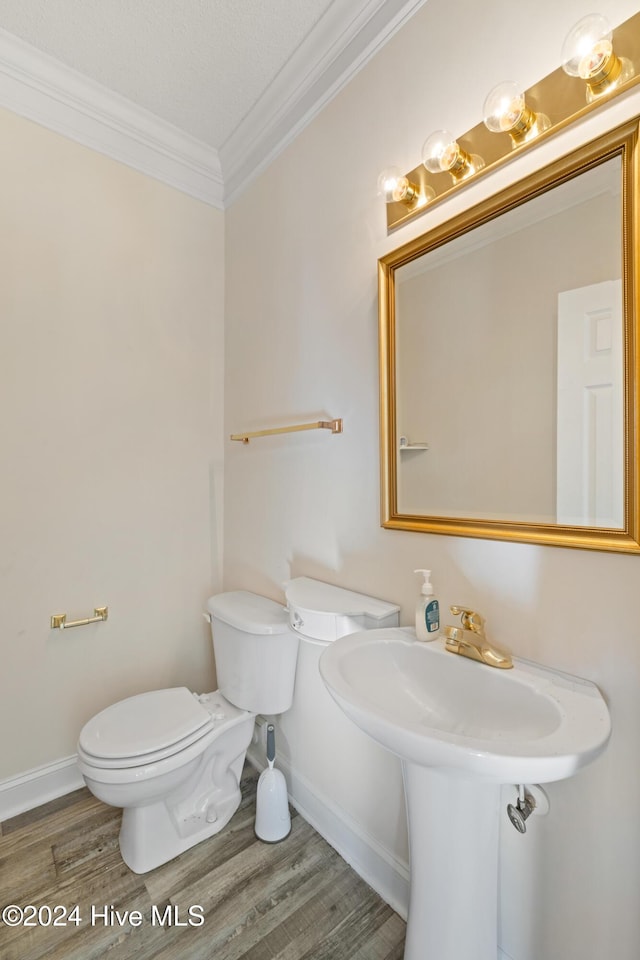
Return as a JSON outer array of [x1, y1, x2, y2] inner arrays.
[[77, 591, 299, 874]]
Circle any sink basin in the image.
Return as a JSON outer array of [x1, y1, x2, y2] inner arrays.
[[319, 626, 610, 783], [320, 626, 612, 959]]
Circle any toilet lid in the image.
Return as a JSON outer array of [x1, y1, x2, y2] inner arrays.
[[78, 687, 213, 760]]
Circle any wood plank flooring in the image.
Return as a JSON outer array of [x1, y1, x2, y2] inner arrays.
[[0, 766, 405, 960]]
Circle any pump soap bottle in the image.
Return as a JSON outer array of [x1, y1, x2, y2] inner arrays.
[[414, 569, 440, 641]]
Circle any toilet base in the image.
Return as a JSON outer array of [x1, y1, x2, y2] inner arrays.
[[117, 716, 254, 873], [120, 776, 241, 873]]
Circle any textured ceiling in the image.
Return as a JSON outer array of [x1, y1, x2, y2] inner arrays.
[[0, 0, 336, 149]]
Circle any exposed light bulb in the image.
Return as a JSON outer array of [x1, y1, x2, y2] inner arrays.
[[562, 14, 612, 78], [483, 81, 549, 146], [377, 166, 433, 207], [377, 166, 418, 204], [561, 14, 632, 100], [421, 130, 483, 181]]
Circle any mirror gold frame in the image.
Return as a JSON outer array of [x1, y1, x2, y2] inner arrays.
[[379, 119, 640, 553]]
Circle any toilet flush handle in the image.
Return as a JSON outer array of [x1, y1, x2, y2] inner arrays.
[[291, 611, 304, 630]]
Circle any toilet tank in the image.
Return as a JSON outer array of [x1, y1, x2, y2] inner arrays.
[[284, 577, 400, 643], [206, 591, 299, 714]]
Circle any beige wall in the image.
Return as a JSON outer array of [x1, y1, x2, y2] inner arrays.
[[0, 107, 225, 778], [224, 1, 640, 958]]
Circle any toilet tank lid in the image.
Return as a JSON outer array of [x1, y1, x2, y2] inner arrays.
[[206, 590, 290, 635], [284, 577, 400, 620]]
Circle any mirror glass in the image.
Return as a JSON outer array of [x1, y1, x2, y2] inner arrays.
[[379, 122, 639, 552], [396, 158, 621, 526]]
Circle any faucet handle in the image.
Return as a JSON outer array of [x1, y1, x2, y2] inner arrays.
[[450, 606, 485, 634]]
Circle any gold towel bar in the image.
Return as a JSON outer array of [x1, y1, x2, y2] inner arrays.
[[230, 418, 343, 444], [50, 607, 108, 630]]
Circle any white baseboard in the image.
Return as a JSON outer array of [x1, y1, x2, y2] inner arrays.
[[246, 742, 410, 920], [0, 755, 84, 822]]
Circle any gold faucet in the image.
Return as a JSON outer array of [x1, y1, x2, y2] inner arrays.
[[443, 606, 513, 669]]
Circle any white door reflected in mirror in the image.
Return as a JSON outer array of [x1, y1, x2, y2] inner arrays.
[[557, 280, 623, 528]]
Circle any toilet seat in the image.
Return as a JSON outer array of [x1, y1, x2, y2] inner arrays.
[[79, 724, 215, 769], [77, 687, 253, 784], [78, 687, 238, 770]]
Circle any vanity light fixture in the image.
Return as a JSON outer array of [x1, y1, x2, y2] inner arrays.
[[382, 7, 640, 231], [561, 13, 631, 101], [482, 81, 550, 146], [421, 130, 483, 182]]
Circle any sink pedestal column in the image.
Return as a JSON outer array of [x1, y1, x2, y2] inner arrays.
[[402, 762, 501, 960]]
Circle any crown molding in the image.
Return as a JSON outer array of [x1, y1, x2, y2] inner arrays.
[[220, 0, 429, 204], [0, 0, 428, 209], [0, 28, 224, 208]]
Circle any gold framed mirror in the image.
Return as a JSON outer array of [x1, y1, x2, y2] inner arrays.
[[379, 119, 639, 553]]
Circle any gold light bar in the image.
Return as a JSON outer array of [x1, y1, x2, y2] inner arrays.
[[230, 418, 343, 444], [386, 8, 640, 231]]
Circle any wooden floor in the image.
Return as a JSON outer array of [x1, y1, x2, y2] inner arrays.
[[0, 766, 405, 960]]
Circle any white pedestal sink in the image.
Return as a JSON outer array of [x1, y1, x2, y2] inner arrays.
[[319, 627, 611, 960]]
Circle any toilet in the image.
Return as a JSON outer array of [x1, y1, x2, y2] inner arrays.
[[77, 590, 299, 874]]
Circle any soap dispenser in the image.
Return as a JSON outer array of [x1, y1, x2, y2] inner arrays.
[[414, 569, 440, 641]]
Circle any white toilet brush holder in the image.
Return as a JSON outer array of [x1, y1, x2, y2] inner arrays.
[[255, 723, 291, 842]]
